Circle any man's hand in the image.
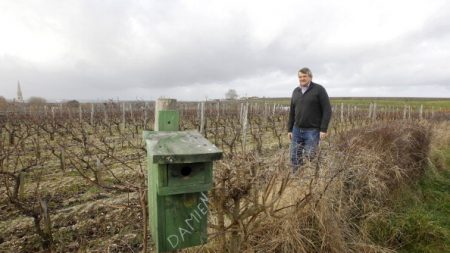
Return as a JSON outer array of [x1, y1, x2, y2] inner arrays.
[[288, 132, 292, 140], [320, 132, 327, 140]]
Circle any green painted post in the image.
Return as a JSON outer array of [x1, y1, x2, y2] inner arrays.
[[154, 99, 179, 132], [144, 99, 222, 253]]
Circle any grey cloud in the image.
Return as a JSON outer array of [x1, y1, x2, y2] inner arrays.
[[0, 0, 449, 100]]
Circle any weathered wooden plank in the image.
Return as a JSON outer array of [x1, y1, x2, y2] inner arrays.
[[144, 131, 222, 164]]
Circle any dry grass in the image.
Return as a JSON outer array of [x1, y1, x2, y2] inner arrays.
[[200, 121, 432, 253]]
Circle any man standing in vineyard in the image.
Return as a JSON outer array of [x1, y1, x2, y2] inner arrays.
[[287, 67, 332, 172]]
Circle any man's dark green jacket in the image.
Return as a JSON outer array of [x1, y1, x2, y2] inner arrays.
[[287, 82, 332, 133]]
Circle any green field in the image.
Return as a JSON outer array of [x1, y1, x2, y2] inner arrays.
[[246, 97, 450, 109], [331, 98, 450, 109]]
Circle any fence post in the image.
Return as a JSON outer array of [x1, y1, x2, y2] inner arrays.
[[67, 106, 72, 119], [104, 104, 108, 123], [197, 102, 201, 122], [79, 105, 83, 123], [216, 102, 220, 121], [90, 103, 95, 126], [144, 102, 148, 129], [241, 102, 249, 152], [403, 105, 407, 120], [130, 104, 134, 124], [419, 104, 423, 120], [51, 107, 55, 122], [239, 103, 244, 123], [200, 101, 205, 135], [372, 103, 377, 121], [122, 103, 126, 130]]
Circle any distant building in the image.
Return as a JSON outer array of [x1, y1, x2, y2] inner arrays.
[[17, 81, 24, 103]]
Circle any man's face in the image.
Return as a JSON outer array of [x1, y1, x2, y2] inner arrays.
[[298, 73, 311, 87]]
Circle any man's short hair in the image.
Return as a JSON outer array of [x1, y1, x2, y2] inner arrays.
[[298, 67, 313, 78]]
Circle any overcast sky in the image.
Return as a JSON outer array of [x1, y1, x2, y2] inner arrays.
[[1, 0, 449, 101]]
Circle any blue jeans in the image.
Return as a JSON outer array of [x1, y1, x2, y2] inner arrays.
[[290, 127, 320, 172]]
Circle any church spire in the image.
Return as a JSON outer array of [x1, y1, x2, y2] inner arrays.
[[17, 81, 23, 103]]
